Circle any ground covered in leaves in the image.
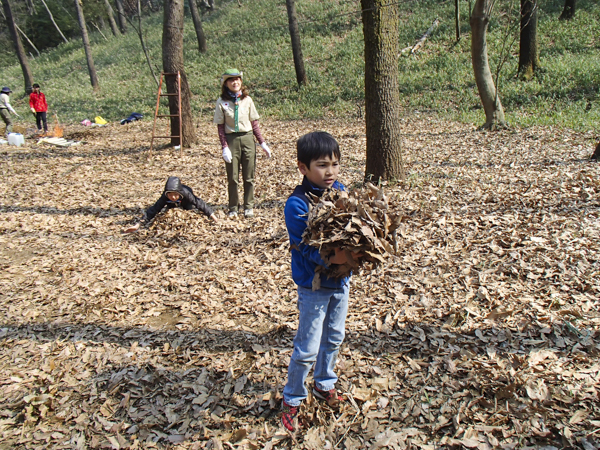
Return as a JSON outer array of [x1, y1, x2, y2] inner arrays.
[[0, 118, 599, 449]]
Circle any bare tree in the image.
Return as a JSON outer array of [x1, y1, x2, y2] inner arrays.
[[559, 0, 575, 20], [16, 23, 40, 56], [25, 0, 34, 14], [124, 0, 158, 85], [455, 0, 461, 41], [163, 0, 196, 147], [518, 0, 539, 80], [361, 0, 404, 182], [187, 0, 207, 53], [73, 0, 99, 90], [1, 0, 34, 93], [39, 0, 69, 43], [103, 0, 121, 36], [286, 0, 307, 86], [114, 0, 127, 33], [470, 0, 506, 129]]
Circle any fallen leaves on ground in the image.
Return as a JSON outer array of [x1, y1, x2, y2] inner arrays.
[[0, 117, 598, 449]]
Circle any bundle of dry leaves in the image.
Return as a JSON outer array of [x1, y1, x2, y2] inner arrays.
[[0, 117, 598, 450], [303, 183, 402, 286]]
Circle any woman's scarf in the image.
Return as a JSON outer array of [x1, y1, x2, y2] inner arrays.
[[226, 89, 241, 132]]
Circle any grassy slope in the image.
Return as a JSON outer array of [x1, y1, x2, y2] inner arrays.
[[1, 0, 599, 131]]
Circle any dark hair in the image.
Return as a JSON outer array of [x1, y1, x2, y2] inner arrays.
[[220, 82, 248, 101], [297, 131, 341, 167], [32, 83, 40, 89]]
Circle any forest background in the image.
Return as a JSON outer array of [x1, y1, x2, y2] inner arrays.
[[0, 0, 598, 132]]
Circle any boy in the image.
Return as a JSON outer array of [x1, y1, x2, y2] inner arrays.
[[281, 131, 357, 432], [0, 87, 19, 137], [29, 83, 48, 135], [126, 176, 217, 232]]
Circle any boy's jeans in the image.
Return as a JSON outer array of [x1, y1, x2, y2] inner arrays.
[[283, 283, 349, 407]]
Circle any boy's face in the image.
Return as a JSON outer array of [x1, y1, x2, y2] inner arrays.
[[166, 192, 181, 202], [298, 155, 340, 189], [33, 87, 40, 93]]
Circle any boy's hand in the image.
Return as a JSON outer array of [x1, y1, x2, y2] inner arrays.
[[123, 222, 140, 233], [209, 213, 219, 223], [30, 107, 36, 114], [328, 248, 362, 265]]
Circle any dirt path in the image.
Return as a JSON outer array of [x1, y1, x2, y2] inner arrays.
[[0, 118, 598, 449]]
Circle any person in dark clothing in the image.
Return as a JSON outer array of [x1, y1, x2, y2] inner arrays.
[[125, 177, 217, 232]]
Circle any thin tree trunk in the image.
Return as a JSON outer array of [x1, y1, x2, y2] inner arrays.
[[559, 0, 575, 20], [163, 0, 197, 147], [361, 0, 404, 182], [125, 0, 158, 86], [286, 0, 307, 86], [103, 0, 120, 36], [518, 0, 539, 80], [187, 0, 207, 53], [114, 0, 128, 33], [40, 0, 69, 43], [455, 0, 461, 41], [470, 0, 506, 129], [92, 20, 108, 41], [74, 0, 99, 90], [2, 0, 34, 93], [16, 23, 40, 56], [25, 0, 35, 14]]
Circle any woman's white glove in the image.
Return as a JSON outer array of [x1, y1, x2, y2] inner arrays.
[[260, 142, 272, 158], [222, 146, 232, 163]]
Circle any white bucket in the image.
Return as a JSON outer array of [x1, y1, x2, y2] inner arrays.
[[7, 133, 24, 147]]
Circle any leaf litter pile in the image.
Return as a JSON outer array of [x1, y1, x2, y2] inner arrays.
[[303, 184, 402, 286], [0, 118, 598, 449]]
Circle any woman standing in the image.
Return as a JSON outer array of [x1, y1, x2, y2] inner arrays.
[[213, 69, 271, 218]]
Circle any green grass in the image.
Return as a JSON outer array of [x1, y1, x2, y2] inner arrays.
[[1, 0, 598, 131]]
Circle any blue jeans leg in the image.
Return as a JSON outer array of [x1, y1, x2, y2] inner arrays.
[[282, 284, 349, 407]]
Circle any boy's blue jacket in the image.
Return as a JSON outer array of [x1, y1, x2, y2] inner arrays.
[[284, 176, 351, 290]]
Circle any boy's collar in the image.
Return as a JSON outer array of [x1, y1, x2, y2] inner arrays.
[[302, 176, 339, 196]]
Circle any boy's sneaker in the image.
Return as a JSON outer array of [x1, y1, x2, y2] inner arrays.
[[228, 210, 238, 218], [281, 401, 299, 432], [244, 209, 254, 218], [312, 384, 343, 408]]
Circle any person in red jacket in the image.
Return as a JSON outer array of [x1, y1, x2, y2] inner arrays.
[[29, 83, 48, 135]]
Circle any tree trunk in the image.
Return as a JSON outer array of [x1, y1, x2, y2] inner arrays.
[[25, 0, 35, 14], [16, 23, 40, 57], [103, 0, 121, 36], [74, 0, 99, 90], [455, 0, 461, 41], [163, 0, 197, 147], [470, 0, 506, 129], [286, 0, 307, 86], [591, 141, 600, 160], [114, 0, 128, 33], [559, 0, 575, 20], [187, 0, 207, 53], [361, 0, 404, 182], [40, 0, 69, 43], [518, 0, 539, 80], [2, 0, 34, 94], [132, 0, 159, 86]]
